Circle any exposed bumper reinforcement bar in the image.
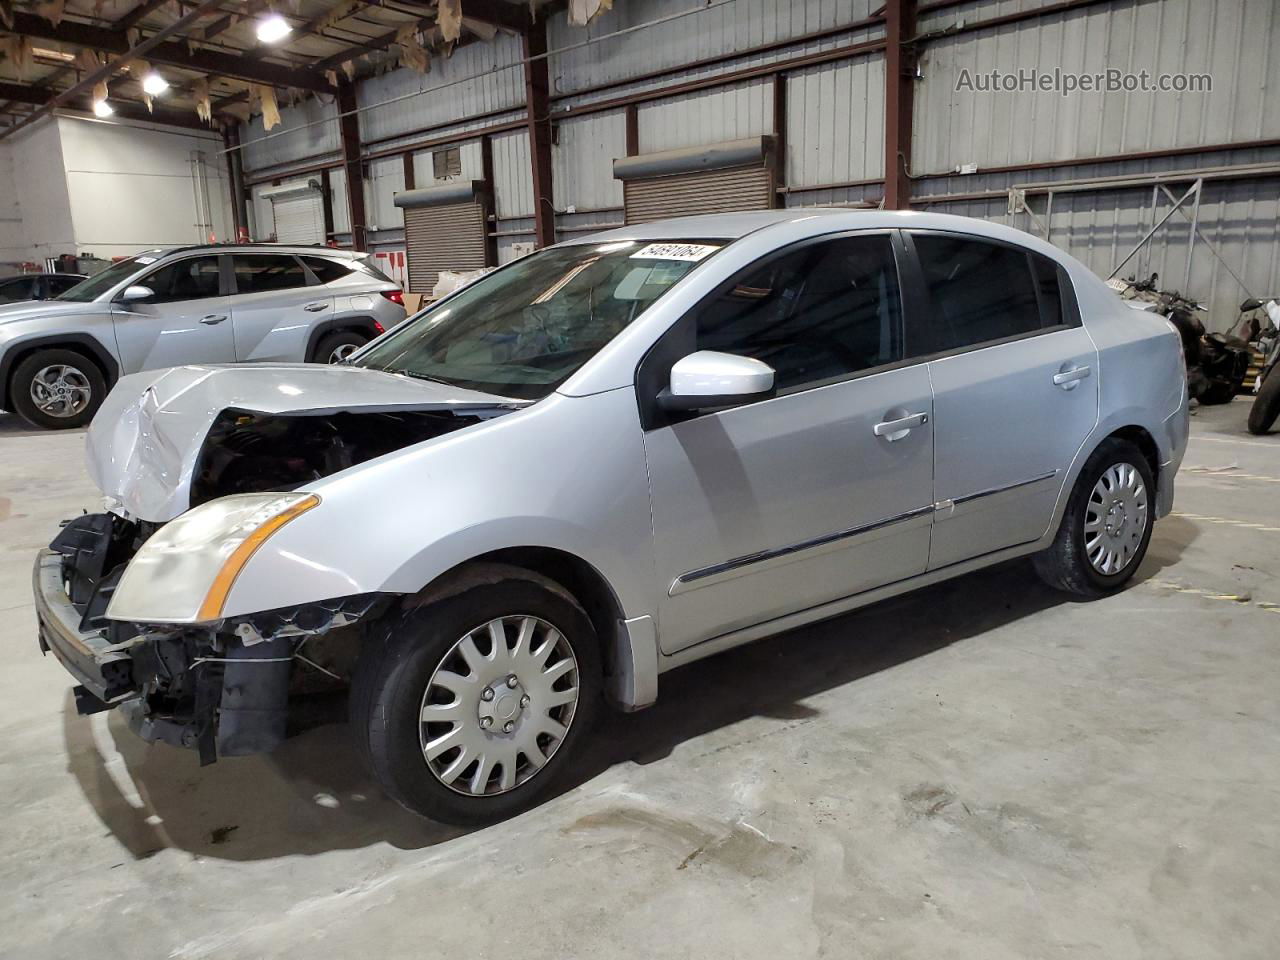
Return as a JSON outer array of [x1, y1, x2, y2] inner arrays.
[[33, 548, 136, 705]]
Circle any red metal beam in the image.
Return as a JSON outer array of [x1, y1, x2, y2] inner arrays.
[[338, 79, 369, 250], [883, 0, 916, 209], [523, 18, 554, 248]]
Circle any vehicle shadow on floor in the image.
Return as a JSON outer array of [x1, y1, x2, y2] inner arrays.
[[64, 524, 1193, 862]]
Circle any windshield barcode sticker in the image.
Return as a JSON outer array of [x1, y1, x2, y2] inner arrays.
[[630, 243, 719, 262]]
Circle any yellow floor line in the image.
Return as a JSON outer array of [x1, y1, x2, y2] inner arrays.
[[1188, 435, 1279, 449], [1171, 511, 1280, 534], [1146, 578, 1280, 614], [1183, 467, 1280, 484]]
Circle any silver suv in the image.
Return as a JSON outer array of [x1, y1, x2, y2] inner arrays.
[[0, 244, 406, 429]]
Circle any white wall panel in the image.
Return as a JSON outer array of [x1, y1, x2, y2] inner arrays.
[[367, 156, 405, 232], [637, 78, 772, 154], [553, 111, 626, 211], [914, 0, 1280, 175], [550, 0, 879, 96], [492, 129, 535, 219], [0, 142, 24, 263], [357, 33, 525, 145], [7, 119, 75, 260], [786, 53, 884, 186], [240, 97, 340, 175]]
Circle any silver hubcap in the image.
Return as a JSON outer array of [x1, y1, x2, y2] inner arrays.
[[420, 615, 579, 797], [1085, 462, 1149, 575], [328, 343, 359, 363], [29, 363, 91, 418]]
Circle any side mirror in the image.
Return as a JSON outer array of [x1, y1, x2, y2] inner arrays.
[[1241, 298, 1263, 312], [118, 285, 155, 303], [657, 350, 776, 413]]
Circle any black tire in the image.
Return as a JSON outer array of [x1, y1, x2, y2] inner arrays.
[[350, 564, 602, 825], [1247, 367, 1280, 435], [312, 329, 369, 364], [9, 348, 107, 429], [1033, 438, 1156, 598]]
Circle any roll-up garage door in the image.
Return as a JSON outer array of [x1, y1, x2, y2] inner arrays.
[[261, 179, 325, 245], [394, 180, 490, 294], [614, 137, 776, 225]]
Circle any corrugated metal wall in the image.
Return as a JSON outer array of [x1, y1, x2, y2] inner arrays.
[[234, 0, 1278, 326]]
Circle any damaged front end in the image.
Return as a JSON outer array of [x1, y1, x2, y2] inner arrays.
[[36, 512, 390, 763]]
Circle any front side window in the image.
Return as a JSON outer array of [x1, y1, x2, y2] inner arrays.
[[137, 256, 222, 303], [694, 234, 903, 392], [56, 253, 161, 303], [355, 238, 724, 400], [912, 235, 1060, 352], [0, 276, 37, 303], [233, 254, 310, 294]]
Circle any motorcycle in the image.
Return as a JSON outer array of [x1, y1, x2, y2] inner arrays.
[[1241, 298, 1280, 434], [1110, 274, 1252, 405]]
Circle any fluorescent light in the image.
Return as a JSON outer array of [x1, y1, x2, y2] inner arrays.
[[141, 71, 169, 96], [92, 100, 114, 118], [256, 13, 292, 43]]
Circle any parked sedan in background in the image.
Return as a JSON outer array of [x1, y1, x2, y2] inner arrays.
[[0, 273, 86, 304], [33, 210, 1187, 825], [0, 245, 405, 428]]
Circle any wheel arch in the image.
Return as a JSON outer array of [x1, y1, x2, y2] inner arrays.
[[0, 334, 119, 411], [1105, 424, 1161, 495], [305, 316, 381, 361], [404, 546, 657, 712]]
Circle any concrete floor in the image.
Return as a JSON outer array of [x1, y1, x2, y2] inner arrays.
[[1, 400, 1278, 959]]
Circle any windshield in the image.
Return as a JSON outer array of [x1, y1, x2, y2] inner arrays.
[[354, 239, 725, 400], [55, 254, 156, 302]]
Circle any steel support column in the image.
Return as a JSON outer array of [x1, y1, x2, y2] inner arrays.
[[772, 74, 788, 207], [883, 0, 917, 209], [337, 80, 368, 251], [523, 19, 555, 248], [221, 125, 250, 242]]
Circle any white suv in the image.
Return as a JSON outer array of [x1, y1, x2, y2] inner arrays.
[[0, 245, 405, 429]]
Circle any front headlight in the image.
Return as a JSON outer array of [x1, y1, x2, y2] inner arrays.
[[106, 492, 320, 624]]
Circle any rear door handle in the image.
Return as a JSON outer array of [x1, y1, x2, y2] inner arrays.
[[874, 411, 929, 440], [1053, 365, 1091, 388], [200, 314, 227, 324], [304, 301, 329, 312]]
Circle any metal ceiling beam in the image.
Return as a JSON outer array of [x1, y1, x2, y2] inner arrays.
[[2, 11, 335, 93], [0, 0, 228, 141]]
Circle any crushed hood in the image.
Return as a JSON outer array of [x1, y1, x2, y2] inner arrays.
[[86, 363, 520, 522]]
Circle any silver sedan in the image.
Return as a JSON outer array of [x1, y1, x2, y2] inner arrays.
[[36, 209, 1188, 824]]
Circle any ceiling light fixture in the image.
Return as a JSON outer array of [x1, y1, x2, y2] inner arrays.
[[141, 71, 169, 96], [256, 13, 292, 44], [92, 99, 114, 118]]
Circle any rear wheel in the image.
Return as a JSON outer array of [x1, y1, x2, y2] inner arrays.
[[9, 348, 106, 429], [1033, 438, 1155, 597], [314, 329, 369, 364], [1247, 367, 1280, 435], [351, 565, 601, 825]]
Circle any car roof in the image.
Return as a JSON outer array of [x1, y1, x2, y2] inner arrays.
[[140, 244, 362, 259], [561, 208, 1059, 254]]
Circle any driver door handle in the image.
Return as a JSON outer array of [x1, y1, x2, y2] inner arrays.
[[200, 314, 227, 324], [874, 411, 928, 439], [304, 301, 329, 312]]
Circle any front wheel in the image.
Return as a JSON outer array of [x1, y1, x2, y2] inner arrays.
[[9, 348, 106, 429], [350, 565, 601, 825], [1247, 366, 1280, 435], [1033, 438, 1155, 597]]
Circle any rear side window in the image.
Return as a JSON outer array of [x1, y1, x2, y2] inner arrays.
[[233, 254, 310, 294], [694, 234, 903, 392], [912, 235, 1064, 352], [138, 256, 222, 303], [301, 256, 356, 284]]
